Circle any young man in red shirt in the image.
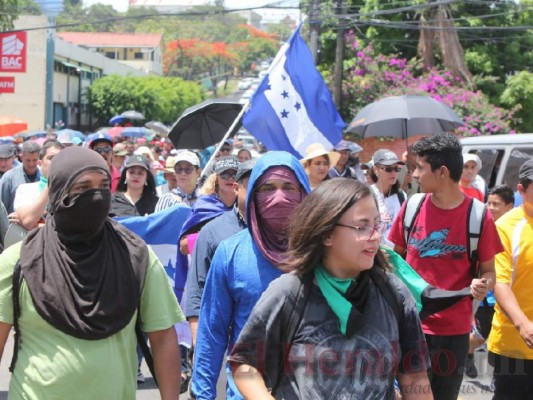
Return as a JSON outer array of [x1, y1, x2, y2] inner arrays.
[[388, 132, 504, 400]]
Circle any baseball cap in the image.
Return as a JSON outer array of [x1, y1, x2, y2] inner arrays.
[[235, 160, 255, 182], [519, 159, 533, 181], [113, 142, 128, 156], [215, 156, 239, 175], [164, 156, 176, 173], [88, 132, 113, 149], [372, 149, 404, 166], [334, 140, 363, 153], [0, 144, 16, 159], [463, 153, 482, 170], [173, 150, 200, 168], [124, 154, 150, 171]]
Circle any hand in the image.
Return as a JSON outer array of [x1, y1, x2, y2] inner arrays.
[[470, 278, 489, 301], [7, 212, 20, 224], [518, 320, 533, 349]]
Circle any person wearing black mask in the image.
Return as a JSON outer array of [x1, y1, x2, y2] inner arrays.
[[0, 146, 183, 400]]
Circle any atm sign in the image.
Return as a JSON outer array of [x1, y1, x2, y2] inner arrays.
[[0, 77, 15, 93]]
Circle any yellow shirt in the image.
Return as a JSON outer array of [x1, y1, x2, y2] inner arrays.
[[488, 206, 533, 359]]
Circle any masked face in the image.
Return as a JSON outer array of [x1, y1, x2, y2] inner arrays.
[[254, 179, 302, 232]]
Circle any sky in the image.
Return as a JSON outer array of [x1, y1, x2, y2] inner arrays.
[[82, 0, 293, 13]]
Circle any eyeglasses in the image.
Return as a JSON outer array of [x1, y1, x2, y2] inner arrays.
[[335, 221, 387, 241], [220, 147, 232, 153], [312, 160, 330, 167], [175, 167, 195, 175], [378, 166, 402, 173], [219, 170, 237, 180], [94, 147, 112, 155]]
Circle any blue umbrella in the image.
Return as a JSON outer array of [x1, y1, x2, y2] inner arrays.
[[109, 115, 125, 125], [0, 136, 15, 144], [55, 129, 85, 140], [24, 130, 48, 140], [120, 127, 151, 138]]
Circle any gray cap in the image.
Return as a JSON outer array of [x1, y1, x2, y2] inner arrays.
[[372, 149, 405, 166], [519, 159, 533, 181], [0, 144, 16, 159], [215, 156, 239, 175], [236, 159, 255, 182]]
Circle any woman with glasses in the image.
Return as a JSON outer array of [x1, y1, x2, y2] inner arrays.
[[109, 155, 158, 217], [370, 149, 407, 247], [300, 143, 340, 190], [229, 178, 432, 400], [155, 151, 202, 212]]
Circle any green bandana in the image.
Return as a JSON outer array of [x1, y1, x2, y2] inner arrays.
[[38, 175, 48, 192], [314, 265, 356, 335]]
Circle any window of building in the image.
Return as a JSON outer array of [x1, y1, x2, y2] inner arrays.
[[134, 52, 144, 60]]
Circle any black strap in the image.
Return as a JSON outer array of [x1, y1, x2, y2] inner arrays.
[[9, 261, 22, 373], [369, 268, 404, 325], [135, 310, 158, 387], [397, 190, 406, 206]]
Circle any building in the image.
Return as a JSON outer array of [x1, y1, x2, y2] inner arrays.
[[0, 15, 149, 132], [56, 32, 164, 76]]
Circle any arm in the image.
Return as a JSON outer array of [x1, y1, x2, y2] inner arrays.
[[398, 371, 433, 400], [0, 321, 11, 362], [12, 186, 48, 230], [393, 245, 406, 258], [494, 282, 533, 348], [148, 327, 180, 400], [470, 258, 495, 301], [233, 364, 275, 400], [189, 317, 198, 348]]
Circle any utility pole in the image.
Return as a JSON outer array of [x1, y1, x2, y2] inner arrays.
[[333, 0, 345, 108], [309, 0, 320, 62]]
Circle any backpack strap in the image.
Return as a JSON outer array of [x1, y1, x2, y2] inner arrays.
[[270, 272, 313, 395], [397, 190, 406, 207], [136, 308, 158, 387], [403, 193, 427, 246], [467, 198, 487, 278], [369, 268, 404, 325], [9, 261, 23, 373]]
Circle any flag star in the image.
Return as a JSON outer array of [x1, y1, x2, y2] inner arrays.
[[280, 109, 289, 118], [281, 74, 287, 81], [281, 90, 289, 99], [266, 84, 272, 91], [294, 102, 301, 111]]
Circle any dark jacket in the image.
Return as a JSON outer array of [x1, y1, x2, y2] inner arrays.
[[109, 192, 158, 217]]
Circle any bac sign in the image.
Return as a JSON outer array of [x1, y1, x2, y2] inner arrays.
[[0, 77, 15, 93], [0, 32, 27, 73]]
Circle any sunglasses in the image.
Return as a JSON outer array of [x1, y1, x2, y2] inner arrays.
[[175, 167, 196, 175], [219, 170, 237, 180], [220, 147, 232, 153], [378, 166, 402, 173], [94, 147, 112, 155]]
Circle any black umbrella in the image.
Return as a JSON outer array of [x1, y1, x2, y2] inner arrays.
[[347, 95, 465, 138], [169, 99, 243, 149]]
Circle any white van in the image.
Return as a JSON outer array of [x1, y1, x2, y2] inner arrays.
[[461, 133, 533, 190]]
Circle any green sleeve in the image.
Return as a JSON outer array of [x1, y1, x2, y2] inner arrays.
[[0, 242, 22, 325], [140, 246, 184, 332]]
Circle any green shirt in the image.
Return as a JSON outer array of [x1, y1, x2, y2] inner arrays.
[[0, 242, 184, 400]]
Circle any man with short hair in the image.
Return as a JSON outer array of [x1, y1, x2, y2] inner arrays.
[[0, 144, 17, 179], [487, 159, 533, 400], [112, 142, 128, 172], [460, 153, 484, 201], [328, 140, 364, 181], [388, 132, 503, 400], [487, 185, 515, 221], [0, 141, 41, 213], [88, 133, 120, 192]]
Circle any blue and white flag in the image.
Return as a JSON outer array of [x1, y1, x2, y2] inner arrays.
[[243, 25, 345, 158]]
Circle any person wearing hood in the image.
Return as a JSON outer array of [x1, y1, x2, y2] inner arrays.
[[0, 146, 183, 399], [109, 155, 159, 217], [190, 151, 310, 400]]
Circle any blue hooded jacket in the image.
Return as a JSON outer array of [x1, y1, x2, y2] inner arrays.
[[191, 152, 310, 400]]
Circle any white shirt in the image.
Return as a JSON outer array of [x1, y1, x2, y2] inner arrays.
[[370, 184, 405, 247], [13, 181, 41, 211]]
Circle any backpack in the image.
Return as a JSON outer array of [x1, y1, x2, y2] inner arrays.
[[268, 267, 404, 395], [402, 193, 487, 278], [9, 262, 158, 386]]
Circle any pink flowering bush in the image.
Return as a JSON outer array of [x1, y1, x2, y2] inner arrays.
[[324, 32, 519, 136]]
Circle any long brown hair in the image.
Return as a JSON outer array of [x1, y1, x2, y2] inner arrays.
[[282, 178, 390, 275]]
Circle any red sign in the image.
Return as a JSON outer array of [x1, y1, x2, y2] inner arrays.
[[0, 77, 15, 93], [0, 32, 27, 73]]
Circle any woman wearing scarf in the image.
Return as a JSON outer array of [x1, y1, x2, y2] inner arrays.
[[190, 151, 311, 400], [229, 178, 432, 400], [0, 147, 183, 399], [110, 154, 159, 217]]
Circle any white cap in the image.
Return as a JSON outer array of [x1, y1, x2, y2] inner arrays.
[[463, 153, 482, 170], [173, 150, 200, 167]]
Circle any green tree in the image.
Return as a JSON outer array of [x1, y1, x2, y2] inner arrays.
[[1, 0, 21, 31], [87, 75, 204, 127], [501, 71, 533, 133]]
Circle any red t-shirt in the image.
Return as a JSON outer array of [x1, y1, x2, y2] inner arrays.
[[110, 165, 121, 193], [460, 185, 484, 202], [388, 194, 504, 335]]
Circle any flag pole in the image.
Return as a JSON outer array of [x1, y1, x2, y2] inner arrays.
[[200, 102, 250, 178]]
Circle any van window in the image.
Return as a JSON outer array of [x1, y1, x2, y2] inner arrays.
[[503, 148, 533, 189], [469, 149, 504, 189]]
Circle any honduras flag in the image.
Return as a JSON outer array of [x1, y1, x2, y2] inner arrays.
[[243, 25, 345, 158]]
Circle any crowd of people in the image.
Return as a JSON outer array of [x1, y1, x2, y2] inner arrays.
[[0, 128, 530, 400]]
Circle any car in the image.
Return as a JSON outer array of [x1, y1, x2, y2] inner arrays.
[[260, 61, 270, 69], [461, 133, 533, 190], [237, 79, 251, 90], [235, 132, 260, 152]]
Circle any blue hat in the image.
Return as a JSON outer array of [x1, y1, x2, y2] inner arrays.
[[87, 132, 113, 148]]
